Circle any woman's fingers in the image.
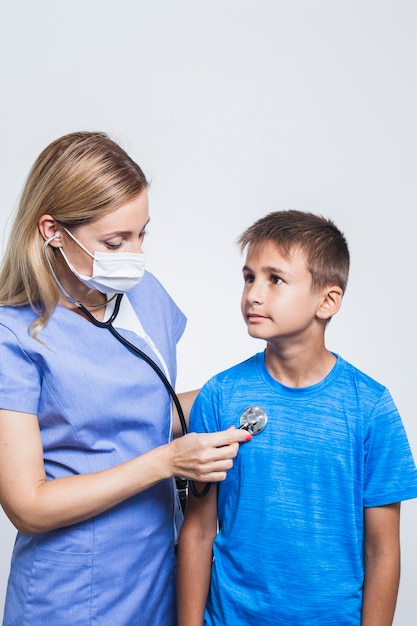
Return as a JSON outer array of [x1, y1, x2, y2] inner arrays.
[[170, 427, 251, 482], [207, 426, 252, 448]]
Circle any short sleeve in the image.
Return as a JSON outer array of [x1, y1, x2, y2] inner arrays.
[[364, 389, 417, 506], [189, 378, 221, 435], [0, 323, 41, 414]]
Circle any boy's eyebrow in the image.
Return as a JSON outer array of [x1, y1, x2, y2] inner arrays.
[[242, 264, 291, 277]]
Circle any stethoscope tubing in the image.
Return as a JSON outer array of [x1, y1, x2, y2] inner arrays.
[[76, 294, 209, 500], [43, 234, 209, 500]]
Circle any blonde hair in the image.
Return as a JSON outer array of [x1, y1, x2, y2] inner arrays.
[[0, 131, 148, 335]]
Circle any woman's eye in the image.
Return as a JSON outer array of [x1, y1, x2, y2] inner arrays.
[[105, 241, 122, 250]]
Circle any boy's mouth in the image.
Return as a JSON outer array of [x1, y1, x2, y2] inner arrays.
[[246, 312, 267, 322]]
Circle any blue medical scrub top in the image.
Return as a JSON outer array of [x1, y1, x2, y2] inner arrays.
[[0, 272, 186, 626]]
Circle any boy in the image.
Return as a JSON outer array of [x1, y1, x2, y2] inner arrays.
[[177, 210, 417, 626]]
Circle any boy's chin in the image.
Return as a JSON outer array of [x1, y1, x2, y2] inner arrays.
[[246, 327, 266, 340]]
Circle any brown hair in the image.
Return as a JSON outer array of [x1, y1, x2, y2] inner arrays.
[[237, 210, 350, 293]]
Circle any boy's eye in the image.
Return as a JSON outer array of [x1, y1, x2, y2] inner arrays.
[[271, 275, 283, 285], [243, 273, 255, 284]]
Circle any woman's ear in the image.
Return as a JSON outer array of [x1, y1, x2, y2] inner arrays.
[[316, 286, 343, 321], [38, 215, 62, 247]]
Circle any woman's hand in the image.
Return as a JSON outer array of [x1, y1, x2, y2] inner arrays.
[[0, 409, 250, 535], [167, 428, 251, 483]]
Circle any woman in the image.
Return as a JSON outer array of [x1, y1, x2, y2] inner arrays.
[[0, 131, 247, 625]]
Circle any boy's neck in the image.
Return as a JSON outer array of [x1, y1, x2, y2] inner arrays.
[[264, 343, 336, 388]]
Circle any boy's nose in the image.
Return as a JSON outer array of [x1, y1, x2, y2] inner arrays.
[[247, 283, 264, 304]]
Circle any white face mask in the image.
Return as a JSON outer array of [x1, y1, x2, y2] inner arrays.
[[59, 227, 146, 296]]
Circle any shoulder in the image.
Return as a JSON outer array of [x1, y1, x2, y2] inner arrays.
[[335, 357, 405, 439], [209, 353, 260, 382], [127, 271, 187, 340], [129, 271, 182, 309], [190, 353, 264, 433], [334, 355, 388, 401], [137, 270, 171, 294], [0, 305, 36, 338], [0, 306, 43, 393], [199, 353, 261, 398]]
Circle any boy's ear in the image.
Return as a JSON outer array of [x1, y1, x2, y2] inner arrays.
[[316, 286, 343, 320]]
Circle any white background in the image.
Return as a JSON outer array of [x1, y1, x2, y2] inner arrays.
[[1, 1, 416, 623]]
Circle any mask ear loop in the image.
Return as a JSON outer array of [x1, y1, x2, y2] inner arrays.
[[43, 231, 117, 309], [62, 226, 95, 259]]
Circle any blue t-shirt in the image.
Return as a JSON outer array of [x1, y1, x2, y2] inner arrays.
[[0, 271, 186, 626], [190, 352, 417, 625]]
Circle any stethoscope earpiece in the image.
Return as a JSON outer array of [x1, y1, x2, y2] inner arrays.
[[239, 406, 268, 434]]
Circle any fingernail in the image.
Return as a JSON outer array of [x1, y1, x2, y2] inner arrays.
[[227, 425, 236, 430], [245, 433, 252, 441]]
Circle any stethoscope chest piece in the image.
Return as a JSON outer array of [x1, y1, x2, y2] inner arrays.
[[239, 406, 268, 434]]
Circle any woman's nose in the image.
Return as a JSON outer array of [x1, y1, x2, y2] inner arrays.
[[130, 240, 144, 254]]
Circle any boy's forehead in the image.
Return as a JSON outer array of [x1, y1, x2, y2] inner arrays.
[[243, 242, 311, 279], [245, 240, 304, 263]]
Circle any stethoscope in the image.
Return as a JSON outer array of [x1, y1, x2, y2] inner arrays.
[[75, 293, 195, 509], [190, 406, 269, 498], [80, 296, 268, 501], [43, 234, 268, 505]]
